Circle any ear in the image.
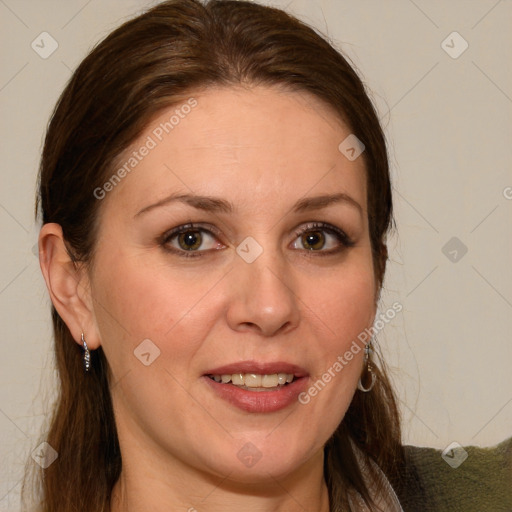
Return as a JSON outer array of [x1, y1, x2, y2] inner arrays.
[[38, 223, 101, 350]]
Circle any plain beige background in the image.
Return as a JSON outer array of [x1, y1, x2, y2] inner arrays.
[[1, 0, 511, 509]]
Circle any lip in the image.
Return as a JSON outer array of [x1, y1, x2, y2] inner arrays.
[[205, 361, 309, 378], [203, 360, 309, 413]]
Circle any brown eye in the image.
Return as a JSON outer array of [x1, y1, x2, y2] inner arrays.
[[290, 222, 355, 254], [162, 224, 225, 256], [177, 230, 203, 251], [301, 231, 325, 250]]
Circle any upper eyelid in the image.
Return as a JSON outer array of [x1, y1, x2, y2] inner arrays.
[[161, 222, 223, 241]]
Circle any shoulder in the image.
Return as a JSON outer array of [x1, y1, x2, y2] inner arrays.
[[400, 437, 512, 512]]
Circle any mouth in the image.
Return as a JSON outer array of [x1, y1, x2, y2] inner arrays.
[[206, 372, 296, 391], [203, 361, 309, 413]]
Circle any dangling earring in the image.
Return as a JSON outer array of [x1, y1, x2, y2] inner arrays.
[[81, 332, 91, 373], [357, 342, 376, 392]]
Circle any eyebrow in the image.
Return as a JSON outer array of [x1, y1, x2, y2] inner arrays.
[[135, 192, 363, 218]]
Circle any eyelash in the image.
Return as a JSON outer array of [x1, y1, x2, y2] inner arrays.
[[160, 222, 355, 258]]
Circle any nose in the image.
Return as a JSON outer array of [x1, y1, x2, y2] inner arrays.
[[225, 244, 300, 337]]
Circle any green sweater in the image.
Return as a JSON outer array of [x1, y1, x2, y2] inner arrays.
[[400, 437, 512, 511]]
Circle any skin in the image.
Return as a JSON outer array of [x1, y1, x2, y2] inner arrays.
[[39, 85, 378, 512]]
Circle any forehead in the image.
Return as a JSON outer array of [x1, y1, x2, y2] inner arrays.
[[104, 85, 367, 216]]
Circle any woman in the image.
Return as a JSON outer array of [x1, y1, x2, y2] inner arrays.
[[24, 1, 510, 511]]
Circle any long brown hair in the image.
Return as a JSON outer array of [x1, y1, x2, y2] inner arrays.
[[25, 1, 404, 510]]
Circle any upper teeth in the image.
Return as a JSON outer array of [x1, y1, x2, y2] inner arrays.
[[210, 373, 294, 388]]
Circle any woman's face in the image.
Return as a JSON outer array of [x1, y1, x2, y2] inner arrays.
[[87, 85, 377, 482]]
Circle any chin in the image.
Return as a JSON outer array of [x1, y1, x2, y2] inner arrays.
[[197, 433, 323, 485]]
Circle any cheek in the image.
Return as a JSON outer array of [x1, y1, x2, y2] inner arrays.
[[90, 249, 228, 371], [306, 257, 377, 352], [295, 257, 376, 416]]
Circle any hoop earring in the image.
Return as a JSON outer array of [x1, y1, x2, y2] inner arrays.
[[81, 332, 91, 373], [357, 342, 376, 392]]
